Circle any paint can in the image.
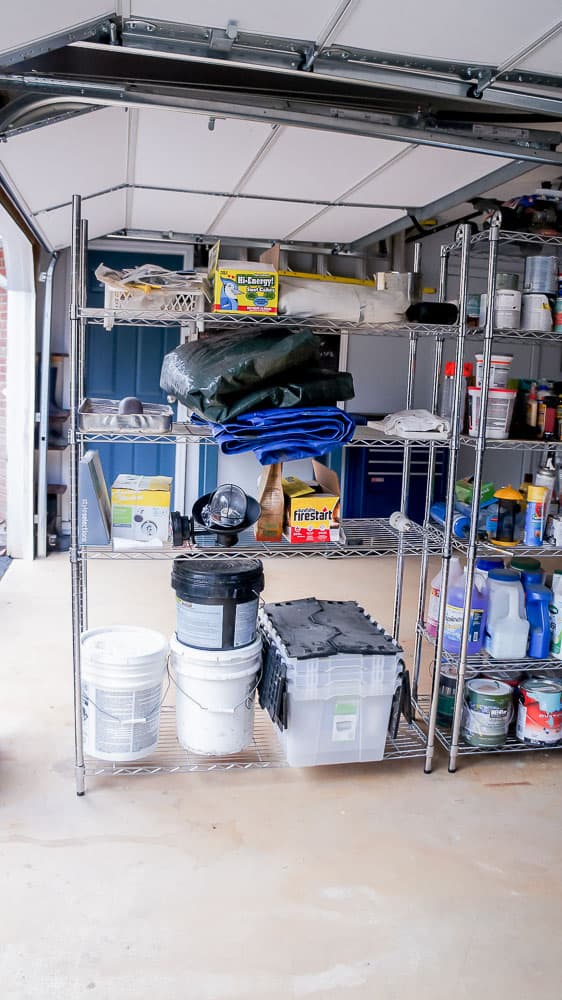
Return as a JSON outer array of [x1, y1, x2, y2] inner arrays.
[[496, 272, 519, 291], [436, 667, 457, 726], [171, 558, 264, 651], [523, 255, 559, 295], [461, 678, 513, 748], [521, 293, 553, 332], [516, 678, 562, 746]]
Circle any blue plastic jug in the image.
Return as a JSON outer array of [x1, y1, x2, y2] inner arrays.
[[526, 584, 552, 659]]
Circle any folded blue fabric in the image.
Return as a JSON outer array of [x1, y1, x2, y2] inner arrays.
[[192, 407, 356, 465]]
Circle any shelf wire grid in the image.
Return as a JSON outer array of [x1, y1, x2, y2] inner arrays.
[[459, 435, 562, 452], [84, 517, 444, 561], [84, 706, 428, 776], [415, 695, 562, 757], [446, 229, 562, 253], [80, 308, 457, 338], [418, 624, 562, 679], [77, 424, 452, 448]]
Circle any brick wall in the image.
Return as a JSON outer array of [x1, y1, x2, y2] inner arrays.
[[0, 245, 6, 531]]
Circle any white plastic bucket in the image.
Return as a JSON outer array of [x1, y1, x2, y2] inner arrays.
[[475, 352, 513, 388], [170, 634, 262, 755], [521, 293, 553, 332], [479, 292, 521, 331], [81, 626, 168, 761], [468, 387, 516, 440]]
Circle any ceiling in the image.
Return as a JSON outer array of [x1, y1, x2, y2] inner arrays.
[[0, 2, 561, 250]]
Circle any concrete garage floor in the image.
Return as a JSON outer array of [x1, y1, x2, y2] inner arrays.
[[1, 553, 561, 999]]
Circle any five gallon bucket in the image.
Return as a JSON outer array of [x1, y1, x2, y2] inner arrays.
[[468, 387, 516, 439], [170, 634, 263, 754], [475, 352, 513, 389], [81, 626, 168, 761], [171, 558, 264, 650]]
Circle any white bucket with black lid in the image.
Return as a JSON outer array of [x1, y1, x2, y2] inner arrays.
[[171, 558, 264, 651]]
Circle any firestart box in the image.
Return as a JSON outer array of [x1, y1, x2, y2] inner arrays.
[[283, 460, 341, 544]]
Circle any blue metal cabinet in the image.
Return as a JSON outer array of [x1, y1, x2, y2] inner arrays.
[[343, 445, 447, 522]]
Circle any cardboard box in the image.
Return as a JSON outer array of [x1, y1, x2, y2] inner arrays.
[[208, 240, 278, 315], [283, 460, 341, 544], [111, 475, 172, 542]]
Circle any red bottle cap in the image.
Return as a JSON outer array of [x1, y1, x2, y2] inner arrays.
[[444, 362, 473, 377]]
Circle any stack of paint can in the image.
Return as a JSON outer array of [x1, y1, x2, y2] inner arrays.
[[521, 255, 558, 332]]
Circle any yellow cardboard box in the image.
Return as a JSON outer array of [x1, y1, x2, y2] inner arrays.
[[284, 461, 341, 544], [208, 240, 278, 315], [111, 474, 172, 542]]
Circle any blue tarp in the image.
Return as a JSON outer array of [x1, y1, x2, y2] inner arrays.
[[192, 408, 356, 465]]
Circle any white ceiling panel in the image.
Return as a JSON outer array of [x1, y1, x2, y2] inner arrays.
[[131, 0, 337, 39], [514, 30, 562, 75], [0, 1, 114, 58], [332, 1, 562, 66], [131, 188, 227, 232], [345, 147, 512, 208], [240, 128, 406, 202], [134, 110, 274, 191], [35, 190, 126, 249], [289, 207, 405, 243], [212, 198, 324, 240], [0, 108, 128, 212]]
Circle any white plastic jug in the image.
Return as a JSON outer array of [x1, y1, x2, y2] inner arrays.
[[426, 556, 462, 638], [485, 569, 529, 659]]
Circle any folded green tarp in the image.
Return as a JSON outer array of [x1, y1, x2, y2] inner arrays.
[[160, 327, 354, 421]]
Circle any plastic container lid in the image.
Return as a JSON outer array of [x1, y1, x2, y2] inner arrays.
[[487, 568, 521, 583], [475, 557, 504, 571], [171, 558, 264, 599], [510, 557, 541, 572], [261, 598, 402, 659], [444, 361, 473, 377]]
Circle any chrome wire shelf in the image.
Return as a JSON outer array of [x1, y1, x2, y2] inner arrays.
[[464, 325, 562, 344], [446, 229, 562, 253], [85, 706, 428, 776], [85, 517, 444, 561], [80, 307, 457, 338], [77, 423, 451, 448], [451, 536, 562, 559], [416, 696, 562, 758], [460, 435, 562, 452], [418, 625, 562, 679]]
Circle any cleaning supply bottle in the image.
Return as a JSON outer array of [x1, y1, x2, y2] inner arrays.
[[484, 568, 529, 658], [438, 362, 472, 427], [526, 584, 552, 658], [526, 382, 538, 435], [549, 569, 562, 659], [443, 569, 488, 655], [426, 556, 462, 638]]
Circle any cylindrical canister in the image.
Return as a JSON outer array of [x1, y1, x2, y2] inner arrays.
[[554, 297, 562, 333], [496, 272, 519, 291], [479, 292, 521, 331], [462, 678, 513, 748], [475, 352, 513, 389], [436, 667, 457, 726], [516, 678, 562, 746], [523, 255, 559, 295], [521, 293, 553, 332], [523, 485, 548, 546]]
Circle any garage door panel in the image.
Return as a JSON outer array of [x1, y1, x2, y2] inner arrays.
[[0, 1, 114, 60], [134, 110, 274, 191], [130, 0, 337, 40], [131, 188, 227, 233], [35, 190, 126, 249], [290, 206, 405, 243]]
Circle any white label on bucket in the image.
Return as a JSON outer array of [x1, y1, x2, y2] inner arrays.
[[234, 598, 259, 647], [332, 701, 359, 742], [176, 598, 223, 648], [83, 683, 161, 756]]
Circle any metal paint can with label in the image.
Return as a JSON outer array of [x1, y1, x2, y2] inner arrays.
[[516, 678, 562, 746], [461, 678, 513, 748], [523, 255, 559, 295]]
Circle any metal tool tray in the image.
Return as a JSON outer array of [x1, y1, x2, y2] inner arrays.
[[78, 398, 174, 432]]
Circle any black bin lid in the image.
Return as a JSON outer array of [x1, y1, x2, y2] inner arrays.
[[262, 598, 402, 658], [172, 558, 264, 599]]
